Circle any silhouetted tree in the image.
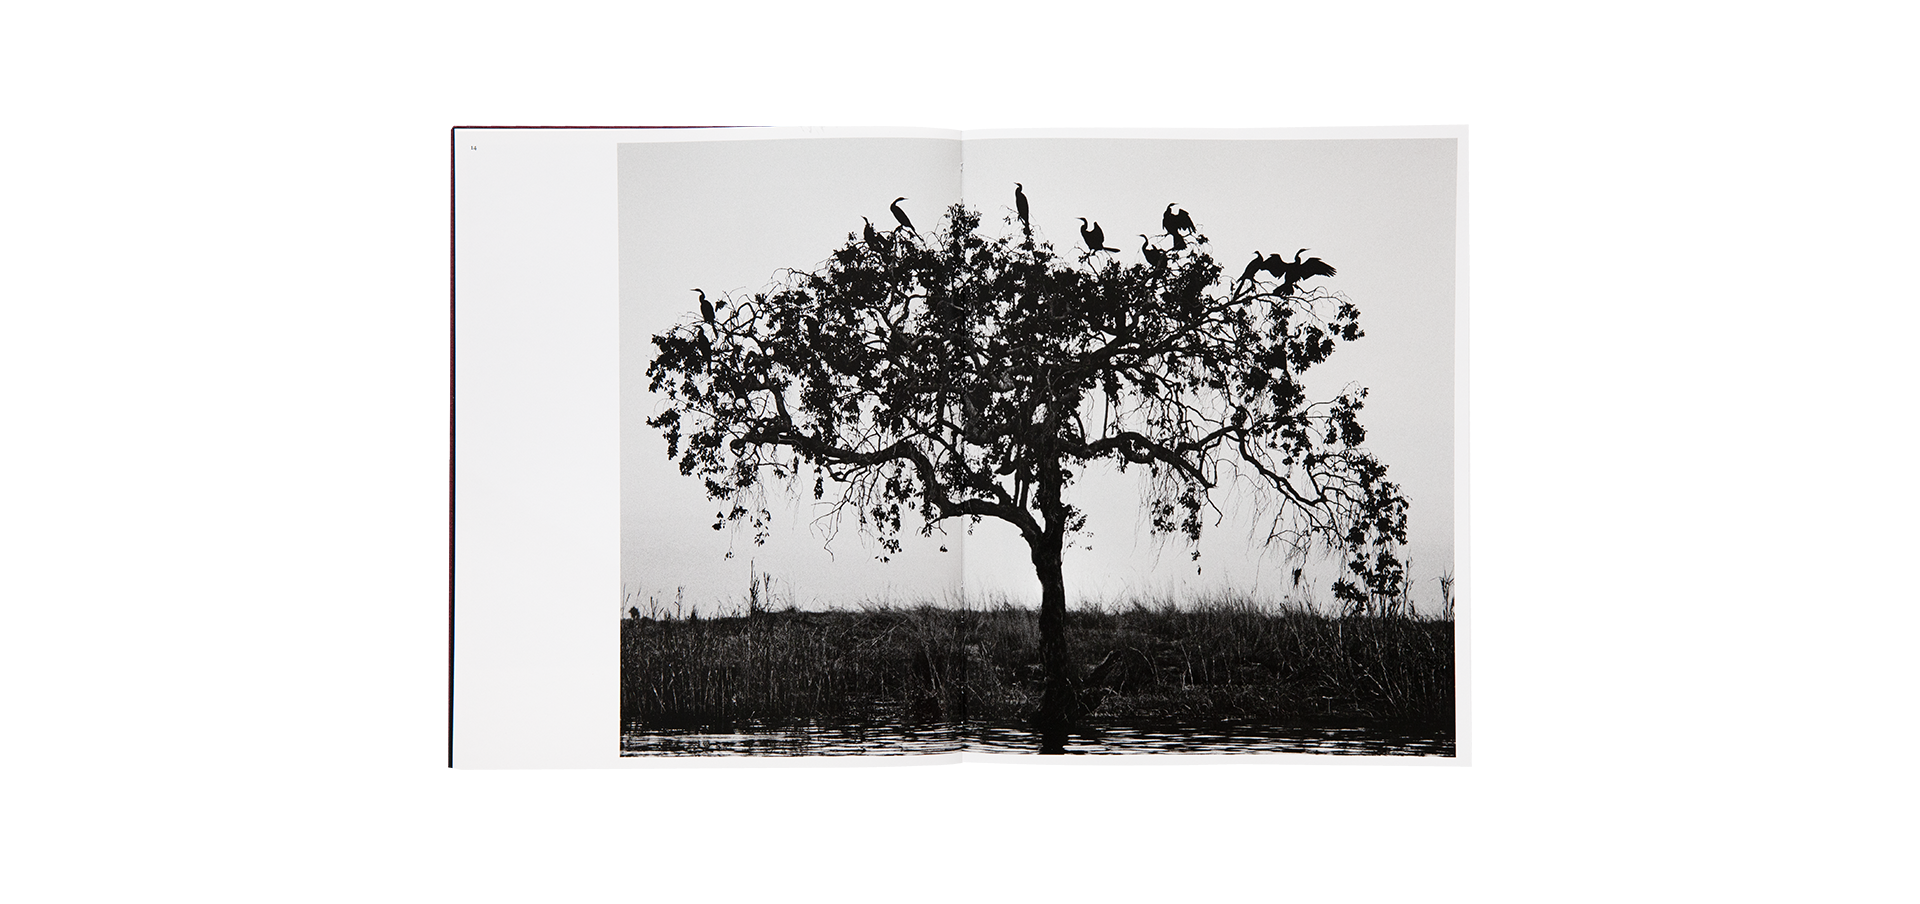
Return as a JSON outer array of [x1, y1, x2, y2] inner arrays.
[[647, 200, 1408, 729]]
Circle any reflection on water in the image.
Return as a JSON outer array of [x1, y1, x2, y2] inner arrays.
[[969, 721, 1453, 756], [622, 716, 1452, 757], [622, 720, 962, 757]]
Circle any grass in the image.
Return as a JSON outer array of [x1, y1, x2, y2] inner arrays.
[[620, 589, 1454, 736]]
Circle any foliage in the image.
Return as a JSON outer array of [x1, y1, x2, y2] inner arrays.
[[647, 203, 1409, 602]]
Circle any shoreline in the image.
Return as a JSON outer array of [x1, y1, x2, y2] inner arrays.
[[621, 601, 1455, 737]]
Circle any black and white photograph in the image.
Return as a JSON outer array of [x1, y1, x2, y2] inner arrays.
[[618, 130, 1461, 756]]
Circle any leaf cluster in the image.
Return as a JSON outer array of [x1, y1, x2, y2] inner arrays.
[[647, 203, 1408, 596]]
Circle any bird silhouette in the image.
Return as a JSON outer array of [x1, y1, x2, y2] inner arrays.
[[1162, 203, 1195, 236], [1014, 183, 1030, 232], [1079, 218, 1119, 253], [694, 288, 715, 325], [862, 217, 880, 248], [1239, 252, 1266, 285], [1281, 248, 1336, 285], [890, 197, 916, 234], [1139, 235, 1167, 270]]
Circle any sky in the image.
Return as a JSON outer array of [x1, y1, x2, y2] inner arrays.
[[620, 131, 1457, 615]]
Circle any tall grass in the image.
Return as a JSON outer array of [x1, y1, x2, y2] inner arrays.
[[621, 584, 1453, 734], [621, 604, 970, 729]]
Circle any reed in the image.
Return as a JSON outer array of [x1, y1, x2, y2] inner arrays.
[[621, 587, 1453, 734]]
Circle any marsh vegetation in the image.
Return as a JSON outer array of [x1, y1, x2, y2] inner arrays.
[[619, 577, 1453, 755]]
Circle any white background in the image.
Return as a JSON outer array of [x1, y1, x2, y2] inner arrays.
[[5, 2, 1916, 901]]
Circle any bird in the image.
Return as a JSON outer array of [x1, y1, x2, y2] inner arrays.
[[1079, 218, 1118, 253], [862, 216, 880, 247], [890, 197, 916, 234], [1281, 248, 1337, 285], [1262, 252, 1290, 279], [1014, 183, 1030, 231], [1139, 235, 1167, 271], [1239, 251, 1266, 285], [1162, 203, 1194, 236], [694, 288, 715, 325]]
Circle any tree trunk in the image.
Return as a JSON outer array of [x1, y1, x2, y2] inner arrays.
[[1032, 530, 1068, 690], [1031, 454, 1074, 742]]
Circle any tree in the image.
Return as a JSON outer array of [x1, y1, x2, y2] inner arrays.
[[646, 200, 1409, 726]]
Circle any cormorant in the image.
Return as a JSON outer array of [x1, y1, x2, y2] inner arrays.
[[1239, 252, 1265, 285], [1162, 203, 1194, 235], [694, 288, 715, 325], [862, 217, 880, 247], [1139, 235, 1167, 270], [890, 197, 916, 234], [1078, 218, 1118, 253], [1014, 183, 1030, 230], [1281, 248, 1336, 285]]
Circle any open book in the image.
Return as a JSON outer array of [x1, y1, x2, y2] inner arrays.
[[452, 127, 1465, 764]]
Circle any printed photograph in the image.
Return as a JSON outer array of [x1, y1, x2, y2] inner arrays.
[[619, 132, 1459, 756]]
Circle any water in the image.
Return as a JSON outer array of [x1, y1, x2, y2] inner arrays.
[[621, 717, 1452, 757]]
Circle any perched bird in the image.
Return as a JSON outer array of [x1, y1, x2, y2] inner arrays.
[[694, 288, 715, 325], [1281, 248, 1337, 285], [1139, 235, 1167, 270], [862, 217, 880, 247], [1162, 203, 1195, 235], [890, 197, 916, 234], [1239, 251, 1266, 285], [1079, 217, 1118, 253], [1262, 252, 1290, 279], [1290, 251, 1336, 284], [1014, 183, 1030, 231]]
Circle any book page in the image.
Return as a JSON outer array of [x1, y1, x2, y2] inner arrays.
[[454, 127, 1464, 764]]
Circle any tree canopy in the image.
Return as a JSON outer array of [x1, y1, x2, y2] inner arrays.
[[647, 200, 1408, 615]]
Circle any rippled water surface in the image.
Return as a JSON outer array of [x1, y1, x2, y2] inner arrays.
[[622, 717, 1452, 757]]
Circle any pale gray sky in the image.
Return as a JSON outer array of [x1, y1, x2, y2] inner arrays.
[[620, 133, 1457, 615]]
